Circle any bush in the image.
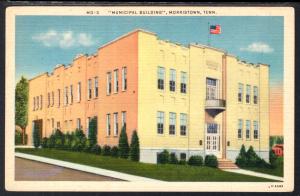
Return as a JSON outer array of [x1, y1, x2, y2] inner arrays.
[[88, 117, 97, 146], [178, 160, 187, 165], [74, 129, 86, 140], [169, 153, 179, 164], [269, 150, 277, 168], [71, 138, 82, 151], [47, 134, 56, 148], [15, 131, 22, 145], [246, 146, 261, 167], [188, 155, 203, 166], [236, 145, 248, 167], [111, 146, 119, 157], [91, 144, 101, 155], [129, 130, 140, 161], [102, 145, 111, 156], [118, 126, 129, 159], [41, 137, 48, 148], [63, 132, 72, 150], [204, 155, 218, 168], [157, 150, 170, 164], [33, 124, 40, 148], [83, 139, 92, 152]]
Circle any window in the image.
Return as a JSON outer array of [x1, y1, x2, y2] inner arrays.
[[51, 91, 54, 106], [180, 113, 187, 136], [64, 87, 68, 105], [246, 85, 251, 103], [107, 72, 112, 95], [64, 120, 68, 131], [94, 77, 98, 97], [238, 83, 243, 102], [76, 118, 81, 130], [114, 70, 119, 93], [246, 120, 251, 139], [77, 82, 81, 102], [180, 153, 186, 161], [157, 67, 165, 90], [36, 96, 39, 110], [253, 121, 259, 139], [113, 113, 118, 136], [106, 114, 111, 136], [121, 111, 126, 130], [51, 118, 54, 129], [169, 112, 176, 135], [206, 78, 217, 99], [57, 121, 60, 129], [33, 97, 36, 111], [253, 86, 258, 104], [70, 85, 73, 104], [57, 89, 61, 107], [238, 119, 243, 139], [122, 67, 127, 91], [48, 92, 50, 107], [88, 79, 92, 99], [86, 117, 91, 135], [181, 72, 187, 93], [169, 69, 176, 92], [40, 95, 42, 110], [157, 111, 164, 134]]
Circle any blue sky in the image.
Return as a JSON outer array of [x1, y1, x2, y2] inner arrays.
[[16, 16, 283, 86]]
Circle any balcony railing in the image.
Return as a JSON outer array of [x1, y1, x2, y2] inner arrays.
[[205, 99, 226, 110]]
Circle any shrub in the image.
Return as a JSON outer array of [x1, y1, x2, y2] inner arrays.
[[74, 129, 86, 140], [47, 134, 56, 148], [15, 131, 22, 145], [157, 150, 170, 164], [33, 124, 40, 148], [204, 155, 218, 168], [103, 145, 111, 156], [269, 150, 277, 168], [63, 132, 72, 150], [71, 138, 82, 151], [188, 155, 203, 166], [246, 146, 261, 167], [88, 117, 98, 146], [129, 130, 140, 161], [54, 138, 64, 149], [111, 146, 119, 157], [169, 153, 179, 164], [41, 137, 48, 148], [91, 144, 101, 155], [236, 145, 248, 167], [178, 160, 187, 165], [83, 139, 92, 152], [118, 126, 130, 159]]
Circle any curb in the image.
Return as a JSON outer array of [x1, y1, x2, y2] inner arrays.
[[15, 152, 163, 182]]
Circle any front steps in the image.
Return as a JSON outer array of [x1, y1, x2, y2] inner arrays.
[[218, 159, 239, 169]]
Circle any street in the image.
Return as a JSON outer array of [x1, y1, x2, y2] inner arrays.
[[15, 157, 122, 181]]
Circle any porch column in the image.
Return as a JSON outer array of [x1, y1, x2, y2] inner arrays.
[[222, 55, 227, 159]]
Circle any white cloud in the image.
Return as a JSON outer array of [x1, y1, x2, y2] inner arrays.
[[32, 30, 94, 49], [240, 42, 274, 53]]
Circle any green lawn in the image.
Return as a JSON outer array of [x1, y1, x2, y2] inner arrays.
[[240, 159, 283, 177], [15, 148, 277, 182]]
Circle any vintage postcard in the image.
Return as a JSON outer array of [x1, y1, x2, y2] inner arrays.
[[5, 6, 294, 192]]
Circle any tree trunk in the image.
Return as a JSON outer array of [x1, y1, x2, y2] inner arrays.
[[22, 127, 26, 145]]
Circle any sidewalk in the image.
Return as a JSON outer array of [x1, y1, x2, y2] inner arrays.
[[15, 152, 163, 182], [222, 168, 283, 181]]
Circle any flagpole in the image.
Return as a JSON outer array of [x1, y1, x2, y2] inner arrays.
[[207, 22, 210, 46]]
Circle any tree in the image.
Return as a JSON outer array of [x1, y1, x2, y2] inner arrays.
[[129, 130, 140, 161], [118, 126, 129, 159], [88, 117, 97, 146], [15, 76, 29, 145]]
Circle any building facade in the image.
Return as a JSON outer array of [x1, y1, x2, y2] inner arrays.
[[26, 29, 270, 163]]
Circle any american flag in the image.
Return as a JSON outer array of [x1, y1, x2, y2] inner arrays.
[[210, 25, 221, 34]]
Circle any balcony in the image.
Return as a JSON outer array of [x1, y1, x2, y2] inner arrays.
[[205, 99, 226, 110]]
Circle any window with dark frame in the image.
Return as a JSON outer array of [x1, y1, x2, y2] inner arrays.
[[157, 111, 164, 134], [180, 72, 187, 93], [169, 69, 176, 92], [157, 67, 165, 90]]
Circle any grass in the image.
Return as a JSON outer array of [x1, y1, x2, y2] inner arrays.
[[240, 158, 284, 177], [15, 148, 277, 182]]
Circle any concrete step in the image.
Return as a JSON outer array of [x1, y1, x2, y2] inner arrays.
[[218, 159, 239, 169]]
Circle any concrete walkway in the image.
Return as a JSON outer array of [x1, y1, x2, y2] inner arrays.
[[15, 152, 163, 182], [222, 168, 283, 181]]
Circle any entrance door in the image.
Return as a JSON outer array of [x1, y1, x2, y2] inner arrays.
[[34, 119, 43, 140], [205, 123, 221, 157]]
